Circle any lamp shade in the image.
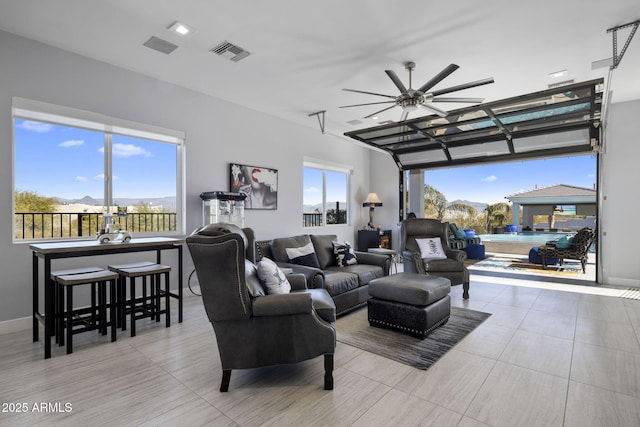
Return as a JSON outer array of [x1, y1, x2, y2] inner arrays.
[[362, 193, 383, 207]]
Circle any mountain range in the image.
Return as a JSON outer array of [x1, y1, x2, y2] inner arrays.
[[56, 195, 177, 210]]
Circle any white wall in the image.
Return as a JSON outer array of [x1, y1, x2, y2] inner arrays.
[[599, 99, 640, 287], [0, 30, 378, 326]]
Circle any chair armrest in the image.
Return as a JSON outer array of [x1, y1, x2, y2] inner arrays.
[[401, 250, 425, 274], [287, 274, 307, 291], [273, 261, 325, 289], [252, 293, 313, 317], [445, 248, 467, 262]]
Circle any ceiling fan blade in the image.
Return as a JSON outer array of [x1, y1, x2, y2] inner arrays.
[[385, 70, 408, 94], [400, 110, 409, 121], [342, 88, 397, 99], [364, 104, 397, 119], [417, 63, 459, 93], [419, 104, 449, 117], [432, 97, 484, 103], [339, 101, 396, 108], [429, 77, 495, 97]]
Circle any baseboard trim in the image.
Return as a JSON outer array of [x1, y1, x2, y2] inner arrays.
[[0, 316, 31, 335]]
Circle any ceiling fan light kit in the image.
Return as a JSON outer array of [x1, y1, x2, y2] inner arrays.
[[340, 61, 494, 121]]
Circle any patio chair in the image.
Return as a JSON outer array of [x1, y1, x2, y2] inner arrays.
[[538, 227, 596, 273], [448, 223, 482, 249]]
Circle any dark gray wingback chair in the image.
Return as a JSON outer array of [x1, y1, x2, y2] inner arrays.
[[401, 218, 470, 299], [186, 223, 336, 392]]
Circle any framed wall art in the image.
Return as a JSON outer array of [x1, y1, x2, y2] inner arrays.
[[230, 163, 278, 210]]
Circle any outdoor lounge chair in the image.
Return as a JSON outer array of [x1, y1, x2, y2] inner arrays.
[[538, 227, 596, 273], [448, 223, 481, 249]]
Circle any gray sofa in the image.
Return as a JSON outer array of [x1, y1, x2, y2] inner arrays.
[[256, 234, 391, 315]]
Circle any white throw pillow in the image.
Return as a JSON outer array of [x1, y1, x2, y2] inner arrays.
[[416, 238, 447, 261], [257, 257, 291, 294]]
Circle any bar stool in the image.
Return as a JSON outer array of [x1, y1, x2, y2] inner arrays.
[[108, 262, 171, 337], [50, 266, 106, 345], [52, 269, 119, 354]]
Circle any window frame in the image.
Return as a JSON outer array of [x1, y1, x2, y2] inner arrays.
[[12, 97, 185, 242], [303, 159, 352, 228]]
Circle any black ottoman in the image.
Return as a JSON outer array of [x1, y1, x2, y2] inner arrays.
[[368, 273, 451, 339]]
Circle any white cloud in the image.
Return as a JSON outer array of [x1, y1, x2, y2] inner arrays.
[[74, 176, 88, 182], [19, 120, 53, 133], [59, 139, 84, 148], [305, 186, 320, 193], [112, 143, 152, 158], [483, 175, 497, 182]]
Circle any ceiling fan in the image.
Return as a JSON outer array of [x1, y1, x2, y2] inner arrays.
[[340, 61, 494, 121]]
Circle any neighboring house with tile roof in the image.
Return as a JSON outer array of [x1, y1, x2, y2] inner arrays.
[[506, 184, 596, 231]]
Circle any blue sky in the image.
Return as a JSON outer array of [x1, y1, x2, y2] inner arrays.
[[14, 119, 177, 200], [424, 154, 597, 204], [302, 154, 596, 207]]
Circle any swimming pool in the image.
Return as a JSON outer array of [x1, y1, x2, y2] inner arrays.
[[477, 232, 572, 242]]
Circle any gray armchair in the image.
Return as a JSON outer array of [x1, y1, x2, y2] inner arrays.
[[186, 223, 336, 392], [401, 218, 470, 299]]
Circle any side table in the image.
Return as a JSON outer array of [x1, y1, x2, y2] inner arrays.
[[367, 247, 398, 274]]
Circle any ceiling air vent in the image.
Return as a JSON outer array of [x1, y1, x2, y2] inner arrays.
[[143, 36, 178, 55], [211, 41, 251, 62]]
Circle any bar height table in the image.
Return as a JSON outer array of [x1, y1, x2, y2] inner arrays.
[[31, 237, 183, 359]]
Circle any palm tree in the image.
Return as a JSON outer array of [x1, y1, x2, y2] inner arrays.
[[484, 202, 512, 233]]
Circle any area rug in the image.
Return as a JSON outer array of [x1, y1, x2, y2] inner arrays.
[[467, 256, 582, 275], [336, 306, 491, 370]]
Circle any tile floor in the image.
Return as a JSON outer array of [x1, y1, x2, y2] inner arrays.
[[1, 268, 639, 426]]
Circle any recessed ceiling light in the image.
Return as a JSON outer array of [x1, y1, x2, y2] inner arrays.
[[168, 21, 193, 36], [548, 69, 568, 78], [371, 116, 379, 120]]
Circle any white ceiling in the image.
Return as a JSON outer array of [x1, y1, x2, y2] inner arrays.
[[1, 0, 638, 140]]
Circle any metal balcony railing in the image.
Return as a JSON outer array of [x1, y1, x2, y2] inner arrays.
[[14, 212, 177, 240]]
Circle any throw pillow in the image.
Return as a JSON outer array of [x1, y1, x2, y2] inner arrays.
[[332, 241, 358, 267], [245, 260, 266, 297], [416, 237, 448, 261], [555, 235, 574, 249], [454, 230, 467, 239], [285, 241, 321, 268], [256, 257, 291, 294]]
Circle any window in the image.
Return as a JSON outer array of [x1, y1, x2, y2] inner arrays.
[[303, 161, 350, 227], [12, 98, 184, 241]]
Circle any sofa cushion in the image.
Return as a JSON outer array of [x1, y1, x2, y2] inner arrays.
[[332, 241, 357, 266], [270, 235, 320, 268], [285, 241, 321, 268], [416, 237, 447, 261], [245, 260, 266, 297], [257, 257, 291, 294], [310, 234, 338, 269], [325, 263, 384, 286], [321, 270, 360, 297]]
